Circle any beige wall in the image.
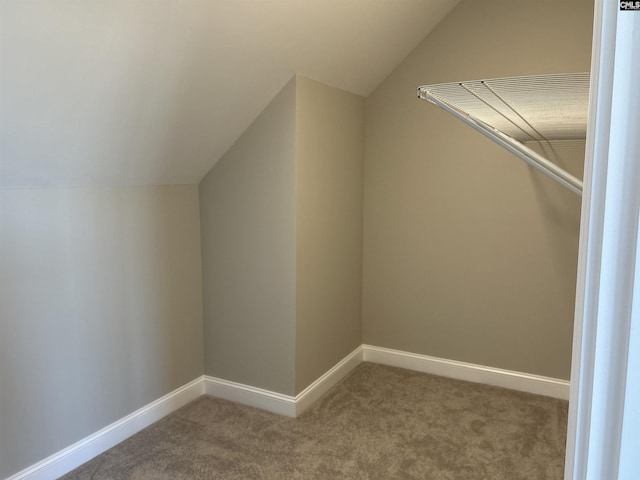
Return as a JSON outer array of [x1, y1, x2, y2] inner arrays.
[[0, 185, 203, 478], [199, 76, 364, 395], [295, 76, 365, 393], [363, 0, 593, 380], [200, 78, 297, 395]]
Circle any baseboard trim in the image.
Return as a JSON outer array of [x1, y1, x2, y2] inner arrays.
[[203, 376, 296, 417], [362, 345, 570, 400], [295, 345, 363, 415], [7, 345, 569, 479], [6, 376, 205, 480], [203, 345, 363, 418]]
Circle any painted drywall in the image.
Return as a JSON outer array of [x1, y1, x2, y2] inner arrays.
[[295, 76, 365, 393], [200, 78, 297, 395], [363, 0, 593, 380], [0, 185, 203, 479], [199, 75, 365, 395], [0, 0, 459, 189]]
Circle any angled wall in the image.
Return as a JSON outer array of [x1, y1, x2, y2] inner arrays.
[[0, 185, 203, 479], [199, 76, 364, 396], [295, 76, 364, 393], [200, 78, 298, 395], [363, 0, 593, 380]]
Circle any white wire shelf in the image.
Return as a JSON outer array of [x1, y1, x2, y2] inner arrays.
[[418, 73, 589, 195]]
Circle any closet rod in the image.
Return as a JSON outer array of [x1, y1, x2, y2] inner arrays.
[[419, 91, 584, 196]]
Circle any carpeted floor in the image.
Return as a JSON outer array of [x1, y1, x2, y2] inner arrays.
[[61, 363, 568, 479]]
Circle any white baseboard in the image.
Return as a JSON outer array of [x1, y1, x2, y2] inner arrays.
[[295, 345, 363, 415], [203, 376, 297, 417], [6, 377, 205, 480], [362, 345, 570, 400], [203, 345, 363, 418], [7, 345, 569, 479]]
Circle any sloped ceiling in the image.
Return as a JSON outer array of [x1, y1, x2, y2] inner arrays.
[[0, 0, 459, 188]]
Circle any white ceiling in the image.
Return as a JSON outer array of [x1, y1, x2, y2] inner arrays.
[[0, 0, 459, 188]]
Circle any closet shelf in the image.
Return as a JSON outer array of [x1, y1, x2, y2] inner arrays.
[[417, 72, 589, 196]]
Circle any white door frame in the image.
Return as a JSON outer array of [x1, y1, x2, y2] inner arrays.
[[565, 1, 640, 478]]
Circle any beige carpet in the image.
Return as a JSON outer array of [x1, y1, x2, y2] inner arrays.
[[61, 363, 568, 479]]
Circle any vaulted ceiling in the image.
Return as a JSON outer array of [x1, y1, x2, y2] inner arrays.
[[0, 0, 459, 188]]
